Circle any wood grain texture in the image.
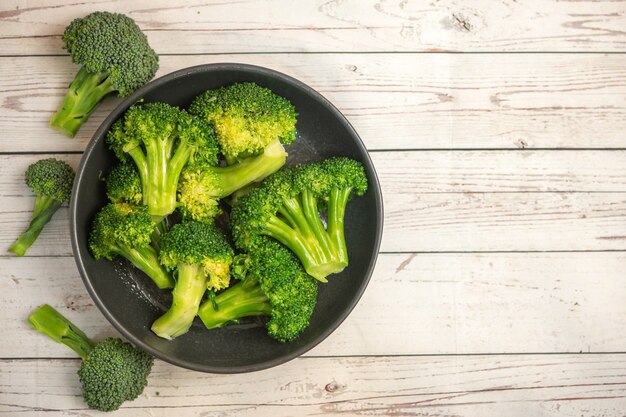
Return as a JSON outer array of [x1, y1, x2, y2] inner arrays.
[[2, 354, 626, 415], [1, 0, 625, 54], [1, 53, 626, 152], [4, 252, 626, 358], [3, 153, 626, 256]]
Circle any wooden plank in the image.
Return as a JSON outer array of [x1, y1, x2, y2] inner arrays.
[[1, 0, 625, 54], [2, 153, 626, 255], [2, 354, 626, 415], [1, 53, 626, 152], [3, 253, 626, 358]]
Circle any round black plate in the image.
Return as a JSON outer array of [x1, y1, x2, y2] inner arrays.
[[70, 63, 383, 373]]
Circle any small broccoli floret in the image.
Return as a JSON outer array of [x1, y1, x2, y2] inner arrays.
[[107, 102, 219, 219], [28, 304, 153, 412], [152, 221, 233, 339], [89, 203, 174, 289], [9, 158, 75, 256], [178, 138, 287, 222], [189, 82, 297, 164], [105, 163, 168, 250], [105, 163, 142, 205], [230, 157, 367, 282], [198, 238, 318, 342], [50, 12, 159, 137]]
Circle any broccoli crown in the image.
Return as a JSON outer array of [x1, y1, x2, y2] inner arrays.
[[105, 163, 143, 205], [107, 102, 219, 165], [242, 239, 318, 342], [24, 158, 75, 203], [63, 11, 158, 96], [78, 337, 153, 412], [159, 221, 233, 291], [320, 157, 368, 196], [231, 157, 367, 250], [177, 164, 222, 223], [89, 203, 154, 260], [189, 82, 297, 160]]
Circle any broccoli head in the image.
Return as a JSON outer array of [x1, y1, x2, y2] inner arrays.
[[107, 102, 219, 219], [89, 202, 174, 289], [50, 12, 159, 137], [230, 157, 367, 282], [198, 238, 318, 342], [189, 82, 297, 163], [9, 158, 75, 256], [152, 221, 233, 340], [105, 163, 143, 205], [28, 304, 153, 412]]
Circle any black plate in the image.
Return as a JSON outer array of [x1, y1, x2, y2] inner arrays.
[[70, 63, 383, 373]]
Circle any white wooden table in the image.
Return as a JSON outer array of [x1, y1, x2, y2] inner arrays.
[[2, 1, 626, 415]]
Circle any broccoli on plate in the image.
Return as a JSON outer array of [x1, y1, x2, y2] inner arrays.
[[231, 157, 367, 282], [198, 237, 318, 342], [189, 82, 297, 164], [89, 202, 174, 289], [107, 102, 218, 219], [151, 221, 233, 340]]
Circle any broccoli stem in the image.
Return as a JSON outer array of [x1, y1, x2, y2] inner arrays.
[[132, 135, 192, 218], [198, 279, 271, 329], [211, 138, 287, 197], [115, 243, 174, 289], [300, 189, 336, 261], [150, 218, 168, 252], [263, 191, 349, 282], [28, 304, 95, 359], [151, 263, 207, 339], [9, 197, 62, 256], [327, 187, 353, 266], [265, 214, 343, 283], [50, 68, 115, 137]]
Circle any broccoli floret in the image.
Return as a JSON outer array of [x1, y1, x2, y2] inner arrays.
[[198, 238, 318, 342], [107, 102, 219, 219], [105, 163, 143, 205], [28, 304, 153, 412], [50, 12, 159, 137], [230, 157, 367, 282], [152, 221, 233, 339], [89, 203, 174, 289], [9, 158, 75, 256], [189, 82, 297, 164], [105, 163, 169, 250], [177, 138, 287, 222]]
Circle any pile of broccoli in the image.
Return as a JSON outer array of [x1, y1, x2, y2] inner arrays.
[[88, 80, 368, 343]]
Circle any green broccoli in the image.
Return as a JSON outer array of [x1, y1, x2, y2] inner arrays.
[[230, 157, 367, 282], [152, 221, 233, 340], [198, 238, 318, 342], [189, 82, 297, 164], [9, 158, 75, 256], [177, 138, 288, 222], [50, 12, 159, 137], [104, 162, 168, 250], [107, 102, 219, 219], [89, 203, 174, 289], [105, 163, 143, 205], [28, 304, 153, 412]]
